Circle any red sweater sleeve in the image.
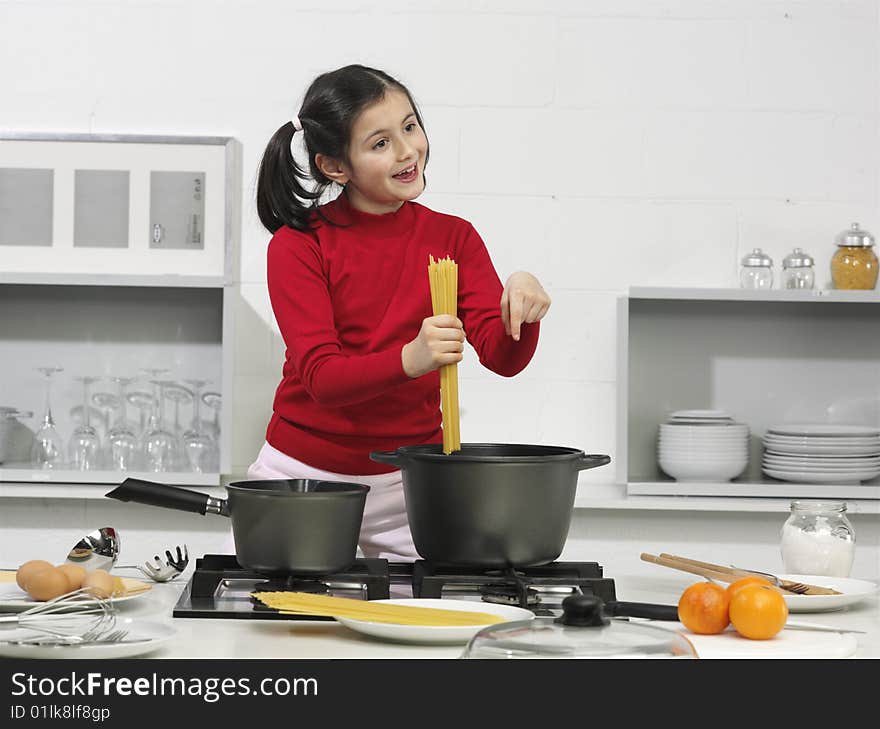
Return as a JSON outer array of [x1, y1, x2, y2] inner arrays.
[[456, 223, 539, 376], [267, 230, 411, 408]]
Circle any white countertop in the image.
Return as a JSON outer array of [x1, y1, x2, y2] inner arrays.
[[109, 571, 879, 659]]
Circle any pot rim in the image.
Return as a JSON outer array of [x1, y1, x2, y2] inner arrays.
[[385, 442, 590, 463], [226, 478, 370, 496]]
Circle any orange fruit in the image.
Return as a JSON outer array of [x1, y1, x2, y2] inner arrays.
[[726, 575, 772, 601], [677, 581, 730, 635], [729, 584, 788, 640]]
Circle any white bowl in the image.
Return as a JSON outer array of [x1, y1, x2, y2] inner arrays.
[[658, 456, 747, 482], [661, 423, 748, 431]]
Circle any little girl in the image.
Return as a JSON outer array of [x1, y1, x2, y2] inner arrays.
[[248, 64, 551, 562]]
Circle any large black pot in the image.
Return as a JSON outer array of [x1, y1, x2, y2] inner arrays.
[[370, 443, 610, 568], [105, 477, 369, 575]]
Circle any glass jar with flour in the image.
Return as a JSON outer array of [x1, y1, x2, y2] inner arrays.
[[780, 500, 855, 577]]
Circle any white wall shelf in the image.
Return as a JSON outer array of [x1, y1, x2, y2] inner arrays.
[[0, 133, 240, 488], [572, 482, 880, 515], [0, 272, 228, 288], [618, 286, 880, 501], [0, 481, 226, 501], [629, 286, 880, 303]]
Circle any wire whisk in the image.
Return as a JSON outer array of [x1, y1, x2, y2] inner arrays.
[[8, 588, 117, 642]]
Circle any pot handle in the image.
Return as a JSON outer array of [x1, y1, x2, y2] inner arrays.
[[575, 454, 611, 471], [604, 601, 679, 621], [369, 450, 402, 466], [104, 478, 228, 517]]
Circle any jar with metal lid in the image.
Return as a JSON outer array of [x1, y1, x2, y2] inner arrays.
[[780, 500, 855, 577], [781, 248, 815, 289], [831, 222, 878, 290], [739, 248, 773, 289]]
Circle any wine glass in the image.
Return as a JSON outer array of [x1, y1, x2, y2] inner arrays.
[[182, 379, 215, 473], [107, 376, 139, 471], [140, 370, 176, 472], [91, 389, 120, 445], [31, 367, 65, 469], [68, 376, 101, 470], [163, 383, 193, 438], [201, 391, 222, 440], [126, 389, 155, 439], [69, 404, 103, 435]]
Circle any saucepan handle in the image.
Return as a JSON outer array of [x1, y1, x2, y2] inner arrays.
[[105, 478, 228, 517], [575, 454, 612, 471], [369, 450, 402, 466], [604, 601, 679, 621]]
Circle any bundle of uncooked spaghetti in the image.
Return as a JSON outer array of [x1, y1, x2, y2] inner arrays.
[[252, 592, 505, 626], [428, 254, 461, 454]]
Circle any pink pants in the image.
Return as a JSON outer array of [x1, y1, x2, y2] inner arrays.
[[229, 442, 419, 562]]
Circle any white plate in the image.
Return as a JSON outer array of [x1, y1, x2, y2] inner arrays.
[[334, 598, 535, 645], [778, 575, 879, 613], [762, 459, 880, 471], [0, 617, 176, 658], [670, 409, 732, 419], [763, 443, 880, 456], [762, 467, 879, 483], [763, 436, 880, 447], [767, 424, 880, 437], [763, 448, 880, 460], [661, 424, 748, 432], [0, 583, 150, 613]]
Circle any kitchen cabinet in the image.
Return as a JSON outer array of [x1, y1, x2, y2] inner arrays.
[[0, 133, 240, 488], [618, 287, 880, 500]]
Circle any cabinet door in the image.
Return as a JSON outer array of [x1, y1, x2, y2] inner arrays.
[[0, 134, 239, 279]]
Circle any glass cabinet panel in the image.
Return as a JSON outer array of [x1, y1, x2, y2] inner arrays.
[[149, 171, 206, 250], [74, 169, 130, 248], [0, 168, 53, 247]]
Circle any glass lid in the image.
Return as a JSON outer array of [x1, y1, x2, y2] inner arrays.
[[460, 595, 697, 659]]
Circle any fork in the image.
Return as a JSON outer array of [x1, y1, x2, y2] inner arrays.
[[5, 628, 132, 647], [116, 545, 189, 583], [655, 554, 840, 595]]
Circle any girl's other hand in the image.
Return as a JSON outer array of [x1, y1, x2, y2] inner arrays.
[[501, 271, 551, 341], [401, 315, 465, 378]]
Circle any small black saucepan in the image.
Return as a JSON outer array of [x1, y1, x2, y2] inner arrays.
[[105, 477, 369, 575]]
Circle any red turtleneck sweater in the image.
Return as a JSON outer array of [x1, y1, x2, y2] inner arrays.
[[264, 193, 540, 475]]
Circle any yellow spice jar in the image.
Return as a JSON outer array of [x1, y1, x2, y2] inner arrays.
[[831, 222, 878, 290]]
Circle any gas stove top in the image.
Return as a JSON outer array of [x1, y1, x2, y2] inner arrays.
[[172, 554, 617, 620]]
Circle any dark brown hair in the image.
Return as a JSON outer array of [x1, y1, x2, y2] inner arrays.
[[256, 64, 428, 233]]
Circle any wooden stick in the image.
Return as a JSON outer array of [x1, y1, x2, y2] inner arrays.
[[640, 552, 745, 584]]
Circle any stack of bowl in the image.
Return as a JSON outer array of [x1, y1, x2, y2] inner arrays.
[[658, 410, 749, 482]]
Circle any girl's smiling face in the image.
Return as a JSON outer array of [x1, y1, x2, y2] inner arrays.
[[317, 89, 428, 215]]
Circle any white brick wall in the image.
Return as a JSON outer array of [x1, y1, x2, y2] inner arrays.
[[2, 0, 878, 483]]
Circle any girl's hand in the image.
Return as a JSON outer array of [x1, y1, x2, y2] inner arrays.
[[501, 271, 551, 341], [401, 315, 465, 378]]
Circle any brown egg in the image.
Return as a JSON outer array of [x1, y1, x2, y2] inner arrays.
[[81, 569, 115, 599], [15, 560, 54, 591], [56, 564, 86, 592], [26, 567, 70, 601]]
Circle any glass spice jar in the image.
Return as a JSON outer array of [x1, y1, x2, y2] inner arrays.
[[831, 222, 878, 290], [780, 500, 855, 577], [739, 248, 773, 289], [781, 248, 815, 289]]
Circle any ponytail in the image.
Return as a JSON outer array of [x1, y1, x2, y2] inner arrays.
[[256, 122, 324, 233]]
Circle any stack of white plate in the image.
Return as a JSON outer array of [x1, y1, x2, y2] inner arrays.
[[658, 410, 749, 482], [762, 424, 880, 484]]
